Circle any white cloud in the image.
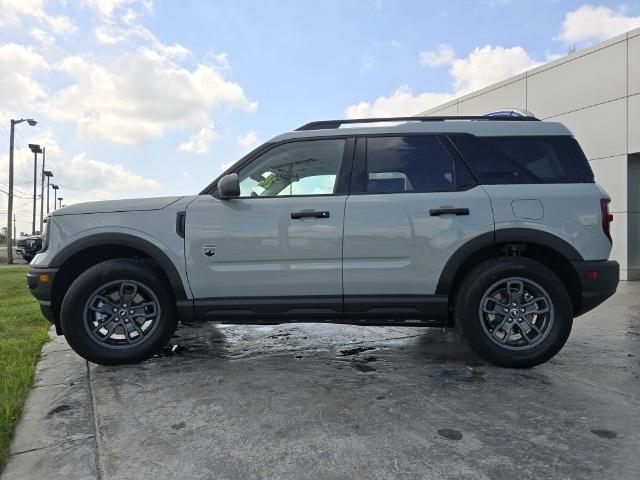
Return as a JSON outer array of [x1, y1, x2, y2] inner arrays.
[[30, 27, 55, 46], [179, 121, 217, 155], [346, 85, 454, 118], [61, 152, 161, 192], [39, 3, 256, 147], [449, 45, 540, 93], [347, 43, 541, 117], [557, 4, 640, 44], [236, 131, 261, 151], [419, 44, 455, 67], [82, 0, 153, 22], [45, 45, 256, 145], [0, 43, 49, 113], [0, 0, 77, 35]]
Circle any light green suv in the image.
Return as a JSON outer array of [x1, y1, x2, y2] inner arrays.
[[28, 115, 619, 367]]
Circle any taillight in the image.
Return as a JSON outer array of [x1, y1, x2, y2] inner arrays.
[[600, 198, 613, 242]]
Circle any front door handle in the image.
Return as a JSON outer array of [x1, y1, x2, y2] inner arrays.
[[291, 210, 330, 219], [429, 207, 470, 216]]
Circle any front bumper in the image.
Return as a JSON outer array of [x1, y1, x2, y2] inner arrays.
[[572, 260, 619, 316], [27, 267, 58, 324]]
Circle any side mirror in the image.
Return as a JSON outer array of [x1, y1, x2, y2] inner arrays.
[[217, 173, 240, 199]]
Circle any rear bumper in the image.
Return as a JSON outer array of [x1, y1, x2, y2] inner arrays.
[[572, 260, 619, 316], [27, 267, 58, 324]]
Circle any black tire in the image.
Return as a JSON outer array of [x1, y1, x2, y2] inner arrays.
[[453, 257, 573, 368], [60, 259, 178, 365]]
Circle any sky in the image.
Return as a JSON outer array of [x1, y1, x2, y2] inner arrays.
[[1, 0, 640, 235]]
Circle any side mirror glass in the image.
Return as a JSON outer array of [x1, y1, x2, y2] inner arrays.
[[218, 173, 240, 199]]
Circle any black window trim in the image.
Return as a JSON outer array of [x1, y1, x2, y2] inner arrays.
[[348, 133, 476, 196], [204, 136, 356, 199]]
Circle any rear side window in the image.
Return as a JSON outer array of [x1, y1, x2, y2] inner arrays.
[[359, 136, 455, 193], [562, 137, 595, 182], [449, 134, 589, 184]]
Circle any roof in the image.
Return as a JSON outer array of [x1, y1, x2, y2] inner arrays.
[[269, 118, 573, 143]]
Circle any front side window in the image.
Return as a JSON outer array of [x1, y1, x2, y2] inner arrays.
[[237, 139, 345, 197], [362, 136, 454, 193]]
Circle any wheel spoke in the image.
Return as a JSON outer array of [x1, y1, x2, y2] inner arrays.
[[95, 319, 119, 338], [500, 322, 513, 343], [122, 323, 133, 344], [88, 304, 113, 315], [516, 320, 535, 343], [130, 302, 157, 319], [521, 317, 542, 335], [129, 318, 145, 337], [482, 297, 508, 316], [507, 280, 524, 304], [523, 297, 549, 315], [119, 282, 138, 306], [92, 316, 114, 332], [95, 295, 117, 307]]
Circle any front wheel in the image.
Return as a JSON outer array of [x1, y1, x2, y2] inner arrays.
[[453, 257, 573, 368], [60, 259, 178, 365]]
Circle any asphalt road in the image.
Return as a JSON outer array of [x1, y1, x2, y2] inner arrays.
[[3, 283, 640, 479]]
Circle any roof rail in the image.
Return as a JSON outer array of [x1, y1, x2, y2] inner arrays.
[[295, 114, 540, 131]]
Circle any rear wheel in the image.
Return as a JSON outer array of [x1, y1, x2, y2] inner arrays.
[[453, 257, 573, 368], [60, 259, 178, 365]]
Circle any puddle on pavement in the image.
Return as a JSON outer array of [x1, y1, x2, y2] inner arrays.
[[340, 346, 376, 356]]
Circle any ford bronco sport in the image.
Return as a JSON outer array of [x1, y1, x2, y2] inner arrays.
[[27, 114, 619, 367]]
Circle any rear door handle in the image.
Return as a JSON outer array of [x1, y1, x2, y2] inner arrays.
[[291, 210, 330, 219], [429, 207, 470, 216]]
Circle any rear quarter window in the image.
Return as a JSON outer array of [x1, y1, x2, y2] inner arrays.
[[449, 134, 591, 184]]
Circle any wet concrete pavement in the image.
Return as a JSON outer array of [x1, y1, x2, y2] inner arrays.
[[3, 283, 640, 479]]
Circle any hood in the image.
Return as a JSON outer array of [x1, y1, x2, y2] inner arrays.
[[52, 196, 184, 216]]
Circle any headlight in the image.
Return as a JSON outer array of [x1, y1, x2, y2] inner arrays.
[[41, 216, 51, 252]]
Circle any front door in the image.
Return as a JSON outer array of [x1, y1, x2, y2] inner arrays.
[[185, 137, 351, 319]]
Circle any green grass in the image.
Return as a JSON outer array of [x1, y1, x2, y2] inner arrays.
[[0, 267, 50, 472]]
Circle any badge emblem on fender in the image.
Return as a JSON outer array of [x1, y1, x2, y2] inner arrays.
[[203, 244, 216, 258]]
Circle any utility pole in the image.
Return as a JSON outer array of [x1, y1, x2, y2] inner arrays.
[[13, 214, 16, 239], [39, 147, 45, 233], [6, 118, 37, 264], [58, 197, 63, 209], [29, 144, 42, 235], [7, 122, 15, 263]]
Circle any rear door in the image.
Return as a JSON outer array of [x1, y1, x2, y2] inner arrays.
[[342, 134, 494, 316]]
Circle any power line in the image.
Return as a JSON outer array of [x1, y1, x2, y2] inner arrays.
[[0, 188, 32, 199], [0, 180, 30, 196], [9, 199, 34, 210]]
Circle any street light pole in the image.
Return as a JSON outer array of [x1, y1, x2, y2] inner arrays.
[[44, 171, 53, 214], [39, 147, 46, 233], [29, 144, 42, 235], [58, 197, 63, 209], [51, 185, 59, 212], [6, 118, 37, 264]]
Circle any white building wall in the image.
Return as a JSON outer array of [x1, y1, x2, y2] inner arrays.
[[422, 27, 640, 280]]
